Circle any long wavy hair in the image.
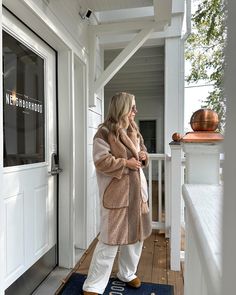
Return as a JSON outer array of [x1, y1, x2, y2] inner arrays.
[[101, 92, 135, 136]]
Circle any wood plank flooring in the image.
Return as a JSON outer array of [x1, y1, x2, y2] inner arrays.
[[73, 230, 184, 295]]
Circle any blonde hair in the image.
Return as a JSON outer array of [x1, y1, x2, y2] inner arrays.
[[101, 92, 134, 136]]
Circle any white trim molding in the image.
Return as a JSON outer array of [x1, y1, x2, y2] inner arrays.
[[0, 2, 4, 294]]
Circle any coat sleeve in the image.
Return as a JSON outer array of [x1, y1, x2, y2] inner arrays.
[[93, 137, 127, 179]]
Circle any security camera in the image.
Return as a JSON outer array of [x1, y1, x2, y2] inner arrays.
[[79, 9, 92, 20], [85, 9, 92, 19]]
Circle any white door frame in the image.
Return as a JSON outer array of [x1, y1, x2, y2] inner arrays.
[[1, 0, 88, 272], [0, 3, 4, 295], [137, 116, 162, 153]]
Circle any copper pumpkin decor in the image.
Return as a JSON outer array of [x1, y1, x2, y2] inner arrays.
[[171, 108, 223, 143], [172, 132, 182, 142], [190, 109, 219, 131]]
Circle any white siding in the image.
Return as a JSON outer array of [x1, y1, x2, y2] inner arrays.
[[104, 46, 164, 153]]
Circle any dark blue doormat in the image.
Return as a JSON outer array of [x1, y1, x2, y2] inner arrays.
[[58, 273, 174, 295]]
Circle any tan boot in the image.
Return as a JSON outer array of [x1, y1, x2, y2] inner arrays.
[[83, 291, 98, 295], [126, 277, 141, 288]]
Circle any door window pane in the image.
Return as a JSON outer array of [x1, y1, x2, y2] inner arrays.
[[3, 31, 45, 167]]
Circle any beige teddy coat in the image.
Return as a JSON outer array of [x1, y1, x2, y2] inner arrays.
[[93, 123, 152, 245]]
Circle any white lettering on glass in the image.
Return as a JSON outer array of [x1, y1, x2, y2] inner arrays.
[[5, 91, 43, 114]]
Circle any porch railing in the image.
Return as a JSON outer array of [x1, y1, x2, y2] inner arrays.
[[147, 154, 165, 231], [147, 151, 184, 270], [148, 146, 223, 274]]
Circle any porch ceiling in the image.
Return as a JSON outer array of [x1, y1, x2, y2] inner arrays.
[[104, 46, 164, 99], [79, 0, 173, 48], [80, 0, 153, 12]]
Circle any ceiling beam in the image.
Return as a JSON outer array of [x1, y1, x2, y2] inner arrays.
[[153, 0, 172, 24], [91, 19, 167, 35], [81, 0, 153, 12], [96, 7, 154, 23], [94, 26, 154, 95]]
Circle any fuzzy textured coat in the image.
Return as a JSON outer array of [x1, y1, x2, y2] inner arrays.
[[93, 123, 152, 245]]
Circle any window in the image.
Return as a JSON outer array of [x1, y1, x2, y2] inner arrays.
[[3, 31, 45, 167], [139, 120, 156, 153]]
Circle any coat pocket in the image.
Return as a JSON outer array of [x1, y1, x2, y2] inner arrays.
[[103, 174, 129, 209]]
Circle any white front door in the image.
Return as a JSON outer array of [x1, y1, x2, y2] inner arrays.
[[2, 9, 58, 292]]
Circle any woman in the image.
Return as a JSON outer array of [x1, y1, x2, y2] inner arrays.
[[83, 92, 152, 295]]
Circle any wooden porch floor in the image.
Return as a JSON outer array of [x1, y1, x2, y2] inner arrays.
[[73, 230, 184, 295]]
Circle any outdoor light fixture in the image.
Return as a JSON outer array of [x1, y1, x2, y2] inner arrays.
[[79, 8, 92, 20]]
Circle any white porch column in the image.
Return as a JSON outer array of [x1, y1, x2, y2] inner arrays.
[[182, 133, 223, 295], [169, 141, 182, 271], [183, 143, 222, 185], [165, 37, 184, 155]]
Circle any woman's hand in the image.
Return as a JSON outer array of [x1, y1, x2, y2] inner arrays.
[[126, 157, 141, 170], [138, 151, 147, 161]]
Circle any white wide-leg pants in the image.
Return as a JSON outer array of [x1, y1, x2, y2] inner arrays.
[[82, 240, 143, 294]]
